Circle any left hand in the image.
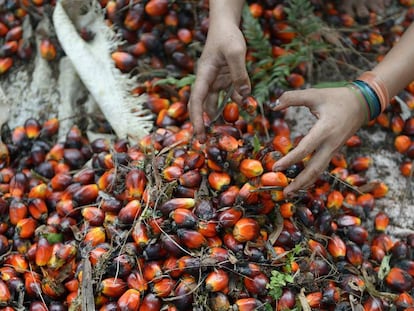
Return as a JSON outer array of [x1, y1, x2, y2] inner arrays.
[[272, 86, 367, 197]]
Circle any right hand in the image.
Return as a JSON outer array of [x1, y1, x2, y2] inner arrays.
[[188, 20, 251, 143]]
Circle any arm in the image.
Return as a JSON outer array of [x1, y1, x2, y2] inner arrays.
[[273, 23, 414, 197], [188, 0, 250, 143]]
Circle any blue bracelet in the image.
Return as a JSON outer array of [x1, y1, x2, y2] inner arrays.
[[351, 80, 381, 120]]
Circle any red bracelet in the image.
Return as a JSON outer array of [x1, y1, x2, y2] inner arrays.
[[356, 71, 390, 113]]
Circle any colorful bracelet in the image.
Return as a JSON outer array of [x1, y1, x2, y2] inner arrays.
[[346, 83, 369, 124], [356, 71, 390, 113], [352, 80, 381, 120]]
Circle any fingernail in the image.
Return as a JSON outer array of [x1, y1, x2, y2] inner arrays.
[[239, 85, 250, 98], [272, 163, 282, 172], [268, 99, 281, 110]]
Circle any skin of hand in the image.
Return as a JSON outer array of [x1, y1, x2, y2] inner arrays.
[[272, 87, 366, 197], [188, 0, 249, 143], [273, 22, 414, 197], [338, 0, 392, 19]]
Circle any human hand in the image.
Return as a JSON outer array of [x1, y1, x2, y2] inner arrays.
[[272, 86, 367, 197], [188, 20, 251, 143]]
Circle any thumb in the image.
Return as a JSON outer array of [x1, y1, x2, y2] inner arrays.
[[272, 89, 320, 111]]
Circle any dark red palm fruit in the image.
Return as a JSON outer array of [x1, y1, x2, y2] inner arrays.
[[346, 242, 363, 267], [244, 272, 269, 296], [0, 279, 10, 304], [118, 200, 142, 224], [385, 267, 413, 292], [321, 284, 341, 306], [218, 207, 243, 228], [395, 260, 414, 277], [308, 239, 328, 257], [223, 102, 240, 123], [125, 169, 147, 200], [295, 205, 314, 227], [237, 182, 259, 205], [372, 233, 394, 253], [24, 271, 42, 297], [218, 185, 239, 208], [9, 172, 28, 200], [177, 228, 207, 249], [205, 269, 229, 293], [29, 301, 48, 311], [178, 169, 201, 188], [63, 148, 85, 169], [158, 198, 195, 216], [161, 234, 185, 258], [24, 118, 41, 139], [139, 293, 162, 311], [81, 207, 105, 226], [9, 199, 28, 225], [222, 232, 244, 253], [145, 0, 169, 16], [5, 26, 22, 42], [362, 297, 384, 311]]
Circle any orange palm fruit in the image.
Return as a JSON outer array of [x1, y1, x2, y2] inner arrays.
[[271, 117, 290, 137], [210, 292, 231, 311], [330, 153, 347, 168], [6, 253, 28, 273], [272, 135, 292, 155], [162, 165, 183, 181], [208, 171, 231, 191], [82, 207, 105, 226], [178, 169, 201, 188], [240, 159, 263, 178], [395, 292, 414, 309], [241, 96, 258, 115], [0, 280, 10, 303], [83, 226, 106, 247], [145, 0, 169, 16], [118, 200, 142, 224], [218, 134, 240, 152], [391, 115, 405, 134], [306, 291, 322, 308], [385, 268, 413, 292], [24, 118, 41, 138], [287, 73, 305, 88], [237, 182, 259, 205], [143, 261, 163, 282], [112, 51, 136, 72], [159, 198, 195, 215], [127, 270, 148, 292], [308, 239, 328, 257], [0, 57, 13, 75], [170, 208, 197, 228], [197, 220, 218, 238], [234, 298, 262, 311], [9, 172, 28, 199], [395, 135, 411, 154], [177, 228, 207, 249], [336, 215, 361, 227], [233, 217, 260, 242], [28, 183, 51, 200], [218, 207, 243, 228], [41, 118, 59, 137], [100, 277, 128, 298], [371, 182, 388, 198], [205, 269, 229, 292], [125, 169, 147, 200], [223, 102, 239, 123], [35, 236, 53, 267], [326, 190, 343, 210], [260, 171, 288, 187], [39, 38, 57, 61], [350, 156, 372, 172], [50, 173, 72, 191], [261, 151, 282, 171], [153, 278, 175, 298], [400, 161, 412, 177], [374, 211, 390, 232], [327, 234, 346, 260], [16, 217, 37, 239], [9, 199, 28, 225], [117, 288, 141, 310]]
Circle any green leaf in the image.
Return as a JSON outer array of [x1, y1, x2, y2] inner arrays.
[[44, 232, 64, 244], [378, 254, 391, 281]]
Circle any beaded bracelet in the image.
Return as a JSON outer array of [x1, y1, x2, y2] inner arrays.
[[356, 71, 390, 113]]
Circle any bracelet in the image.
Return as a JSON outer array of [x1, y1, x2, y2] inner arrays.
[[352, 80, 381, 120], [346, 83, 369, 124], [356, 71, 390, 113]]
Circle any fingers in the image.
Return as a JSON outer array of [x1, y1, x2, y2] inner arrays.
[[272, 119, 328, 173], [273, 89, 319, 111], [188, 62, 218, 143], [224, 46, 251, 99], [204, 92, 219, 120], [282, 145, 332, 197]]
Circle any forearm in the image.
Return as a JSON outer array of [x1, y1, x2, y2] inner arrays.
[[372, 23, 414, 98], [209, 0, 245, 25]]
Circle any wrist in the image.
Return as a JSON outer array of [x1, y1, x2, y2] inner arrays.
[[209, 0, 245, 25]]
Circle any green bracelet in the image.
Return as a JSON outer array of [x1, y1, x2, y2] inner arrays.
[[347, 83, 369, 124]]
